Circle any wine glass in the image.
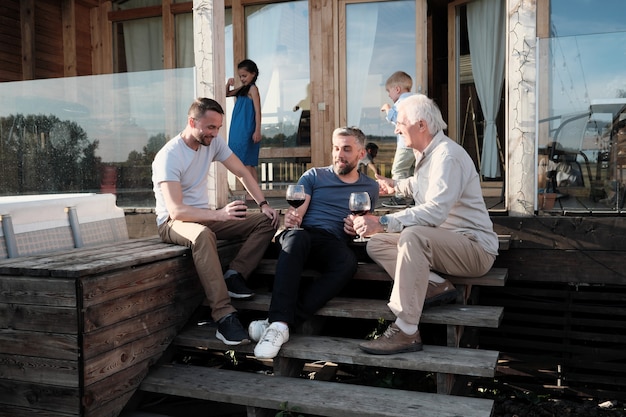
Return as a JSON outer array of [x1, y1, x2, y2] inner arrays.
[[286, 184, 306, 230], [349, 192, 371, 242]]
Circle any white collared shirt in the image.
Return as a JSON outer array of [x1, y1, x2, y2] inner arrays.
[[385, 130, 499, 256]]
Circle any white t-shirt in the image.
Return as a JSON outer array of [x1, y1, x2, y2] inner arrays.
[[152, 134, 233, 226]]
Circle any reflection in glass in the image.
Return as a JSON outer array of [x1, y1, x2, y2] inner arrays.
[[345, 0, 415, 138], [536, 32, 626, 212], [0, 68, 194, 207], [243, 1, 310, 149], [550, 0, 626, 37]]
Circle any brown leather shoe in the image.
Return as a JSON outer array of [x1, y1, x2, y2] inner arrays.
[[359, 324, 423, 355], [424, 278, 457, 309]]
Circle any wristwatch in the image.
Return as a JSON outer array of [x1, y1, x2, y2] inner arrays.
[[379, 215, 389, 232]]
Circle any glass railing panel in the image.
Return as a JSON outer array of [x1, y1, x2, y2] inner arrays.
[[536, 32, 626, 213], [0, 68, 194, 207]]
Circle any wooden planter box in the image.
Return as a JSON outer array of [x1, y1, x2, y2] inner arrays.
[[0, 237, 240, 417]]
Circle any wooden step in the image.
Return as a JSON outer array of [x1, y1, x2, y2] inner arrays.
[[174, 325, 500, 378], [140, 364, 495, 417], [231, 292, 504, 328], [254, 259, 508, 286]]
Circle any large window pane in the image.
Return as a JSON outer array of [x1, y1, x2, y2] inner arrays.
[[345, 0, 415, 176], [114, 17, 164, 72], [176, 13, 194, 68], [242, 1, 310, 149]]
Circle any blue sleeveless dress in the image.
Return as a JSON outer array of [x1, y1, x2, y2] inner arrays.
[[229, 88, 260, 166]]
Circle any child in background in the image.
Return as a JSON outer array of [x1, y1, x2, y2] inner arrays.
[[380, 71, 415, 207], [358, 142, 379, 176], [227, 59, 262, 182]]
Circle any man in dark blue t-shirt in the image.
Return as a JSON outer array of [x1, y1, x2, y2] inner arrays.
[[249, 126, 379, 359]]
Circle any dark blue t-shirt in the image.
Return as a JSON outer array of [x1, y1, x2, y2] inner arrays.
[[299, 166, 379, 240]]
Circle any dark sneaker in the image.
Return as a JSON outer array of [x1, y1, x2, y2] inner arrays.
[[226, 273, 255, 299], [359, 323, 423, 355], [216, 314, 250, 346], [382, 196, 412, 208], [424, 277, 458, 309]]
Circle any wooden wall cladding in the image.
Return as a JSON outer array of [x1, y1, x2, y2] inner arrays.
[[0, 1, 23, 81], [480, 280, 626, 399], [492, 216, 626, 285], [0, 0, 95, 82], [35, 1, 64, 78]]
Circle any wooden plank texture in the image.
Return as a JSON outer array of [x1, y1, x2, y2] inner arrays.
[[0, 378, 79, 415], [0, 237, 240, 278], [254, 259, 507, 286], [81, 272, 200, 332], [175, 326, 499, 378], [79, 256, 197, 308], [82, 297, 200, 359], [0, 353, 78, 387], [141, 364, 494, 417], [0, 303, 78, 333], [0, 276, 76, 306], [232, 292, 504, 328], [0, 329, 77, 360]]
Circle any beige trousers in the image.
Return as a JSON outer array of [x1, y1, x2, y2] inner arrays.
[[366, 225, 495, 325], [158, 213, 275, 322]]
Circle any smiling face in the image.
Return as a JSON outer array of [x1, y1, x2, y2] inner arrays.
[[332, 132, 365, 177], [189, 110, 223, 148]]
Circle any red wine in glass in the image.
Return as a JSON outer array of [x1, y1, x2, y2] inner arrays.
[[286, 184, 306, 230], [287, 198, 305, 209], [349, 192, 371, 241]]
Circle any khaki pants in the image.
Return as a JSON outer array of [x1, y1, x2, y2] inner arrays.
[[366, 225, 495, 325], [158, 213, 275, 322]]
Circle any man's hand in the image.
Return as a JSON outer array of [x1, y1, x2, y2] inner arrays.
[[284, 208, 302, 229], [352, 214, 385, 238], [343, 215, 357, 237], [375, 174, 395, 195], [219, 201, 248, 221], [261, 204, 279, 228]]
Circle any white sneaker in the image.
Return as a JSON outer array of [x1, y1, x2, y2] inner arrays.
[[253, 323, 289, 359], [248, 318, 269, 342]]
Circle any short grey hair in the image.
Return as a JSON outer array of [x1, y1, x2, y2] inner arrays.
[[332, 126, 367, 147]]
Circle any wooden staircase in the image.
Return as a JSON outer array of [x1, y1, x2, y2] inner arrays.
[[137, 247, 508, 417]]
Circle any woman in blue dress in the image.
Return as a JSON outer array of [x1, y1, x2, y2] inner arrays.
[[226, 59, 262, 182]]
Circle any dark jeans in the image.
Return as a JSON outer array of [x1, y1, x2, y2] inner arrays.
[[268, 228, 358, 326]]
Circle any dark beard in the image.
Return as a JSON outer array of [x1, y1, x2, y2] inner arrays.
[[334, 160, 356, 175]]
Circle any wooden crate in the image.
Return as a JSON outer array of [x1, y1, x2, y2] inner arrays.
[[0, 237, 240, 417]]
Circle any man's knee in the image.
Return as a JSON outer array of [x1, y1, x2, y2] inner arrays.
[[279, 230, 311, 253], [193, 226, 217, 250]]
